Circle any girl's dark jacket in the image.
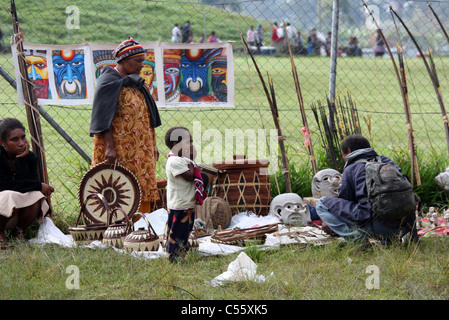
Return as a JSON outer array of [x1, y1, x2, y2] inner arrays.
[[0, 146, 42, 193]]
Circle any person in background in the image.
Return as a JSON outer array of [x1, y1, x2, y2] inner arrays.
[[181, 20, 192, 44], [0, 118, 54, 248], [208, 31, 219, 43], [296, 31, 307, 55], [171, 23, 181, 43], [247, 26, 255, 46], [272, 22, 284, 54], [374, 29, 385, 57], [349, 35, 361, 57], [255, 22, 264, 54], [325, 31, 332, 56], [307, 28, 319, 55], [286, 22, 297, 50]]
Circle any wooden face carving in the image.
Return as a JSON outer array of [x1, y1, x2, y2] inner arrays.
[[312, 169, 342, 198], [435, 168, 449, 191], [269, 193, 311, 226]]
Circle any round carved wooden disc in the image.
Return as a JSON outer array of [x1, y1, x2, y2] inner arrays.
[[79, 162, 141, 224]]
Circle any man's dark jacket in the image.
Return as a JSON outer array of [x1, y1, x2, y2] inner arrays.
[[321, 148, 399, 227]]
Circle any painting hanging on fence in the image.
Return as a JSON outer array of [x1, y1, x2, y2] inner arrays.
[[12, 42, 233, 107], [159, 42, 234, 107], [13, 43, 94, 105], [90, 43, 159, 102]]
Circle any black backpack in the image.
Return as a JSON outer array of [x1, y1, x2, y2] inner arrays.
[[358, 157, 416, 222]]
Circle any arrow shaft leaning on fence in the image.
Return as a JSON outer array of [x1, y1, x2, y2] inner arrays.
[[10, 0, 50, 197], [398, 46, 421, 186], [283, 21, 317, 175], [238, 25, 291, 193], [363, 2, 420, 186], [391, 6, 449, 159]]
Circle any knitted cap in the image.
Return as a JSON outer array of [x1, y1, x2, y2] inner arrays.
[[113, 38, 144, 62]]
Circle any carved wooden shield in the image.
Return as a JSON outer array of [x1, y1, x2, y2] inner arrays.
[[78, 162, 141, 224]]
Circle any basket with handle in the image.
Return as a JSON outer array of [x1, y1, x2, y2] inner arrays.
[[102, 207, 132, 248], [69, 193, 110, 246], [123, 213, 160, 253]]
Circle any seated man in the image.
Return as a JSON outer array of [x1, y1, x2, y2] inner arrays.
[[315, 134, 417, 244]]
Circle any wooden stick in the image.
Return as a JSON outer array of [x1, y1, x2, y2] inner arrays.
[[390, 6, 449, 159], [10, 0, 50, 199], [398, 45, 421, 186], [428, 3, 449, 45], [238, 25, 292, 193], [363, 2, 420, 187], [283, 21, 317, 175]]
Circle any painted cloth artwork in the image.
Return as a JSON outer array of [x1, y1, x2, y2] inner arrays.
[[91, 84, 160, 213], [13, 42, 233, 107], [12, 43, 94, 105], [23, 48, 51, 99], [160, 42, 234, 107], [52, 49, 87, 100]]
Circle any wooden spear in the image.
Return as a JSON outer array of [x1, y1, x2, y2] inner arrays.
[[10, 0, 50, 192], [238, 25, 292, 193], [391, 6, 449, 159], [283, 21, 317, 174], [363, 2, 420, 186], [398, 44, 421, 186]]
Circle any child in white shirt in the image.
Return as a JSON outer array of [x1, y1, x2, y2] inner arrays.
[[164, 126, 203, 262]]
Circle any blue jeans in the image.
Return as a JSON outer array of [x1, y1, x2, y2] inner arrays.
[[315, 199, 413, 243]]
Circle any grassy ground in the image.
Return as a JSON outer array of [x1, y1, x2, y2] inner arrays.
[[1, 235, 449, 300]]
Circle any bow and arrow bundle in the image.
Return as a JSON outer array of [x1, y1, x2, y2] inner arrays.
[[238, 25, 292, 193], [363, 2, 421, 187], [390, 5, 449, 162], [311, 91, 361, 173]]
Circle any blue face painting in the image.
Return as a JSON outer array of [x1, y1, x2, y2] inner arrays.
[[179, 51, 210, 101], [52, 50, 86, 99]]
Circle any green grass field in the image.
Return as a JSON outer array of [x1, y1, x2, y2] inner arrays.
[[1, 234, 449, 300]]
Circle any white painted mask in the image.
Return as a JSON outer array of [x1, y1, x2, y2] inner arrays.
[[435, 168, 449, 191], [269, 193, 311, 226], [311, 169, 342, 198]]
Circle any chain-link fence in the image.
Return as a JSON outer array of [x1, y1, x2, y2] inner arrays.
[[1, 0, 449, 215]]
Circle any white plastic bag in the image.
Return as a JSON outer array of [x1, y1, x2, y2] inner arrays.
[[211, 252, 269, 287], [30, 217, 75, 247]]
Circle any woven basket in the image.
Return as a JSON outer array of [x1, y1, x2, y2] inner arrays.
[[196, 196, 232, 230], [69, 193, 109, 246], [123, 213, 160, 253], [102, 207, 132, 248], [212, 157, 271, 216]]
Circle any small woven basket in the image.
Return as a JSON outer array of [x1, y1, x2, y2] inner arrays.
[[123, 213, 160, 253], [102, 207, 132, 248], [69, 193, 109, 246]]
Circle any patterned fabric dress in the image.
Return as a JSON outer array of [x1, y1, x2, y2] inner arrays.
[[92, 86, 159, 213]]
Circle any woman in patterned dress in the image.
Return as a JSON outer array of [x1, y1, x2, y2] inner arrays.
[[90, 39, 162, 213]]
